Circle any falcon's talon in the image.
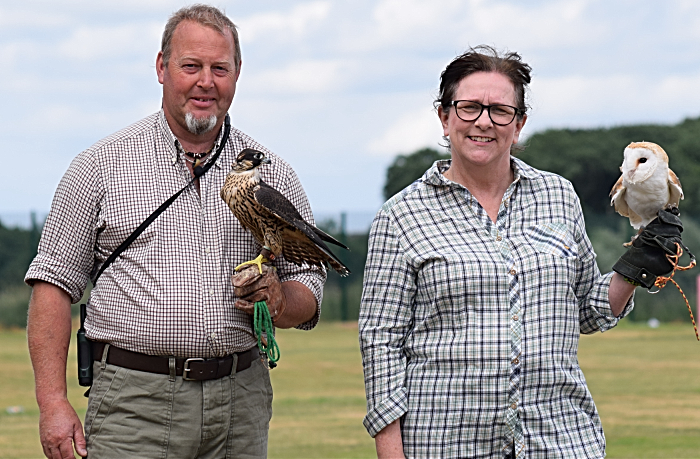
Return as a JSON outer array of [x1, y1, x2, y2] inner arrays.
[[234, 254, 270, 274]]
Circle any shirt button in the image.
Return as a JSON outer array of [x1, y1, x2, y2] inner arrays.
[[512, 315, 519, 321], [209, 289, 214, 296], [205, 247, 211, 254], [513, 358, 520, 364], [509, 269, 516, 275], [496, 235, 502, 241], [511, 402, 517, 410], [210, 332, 217, 340]]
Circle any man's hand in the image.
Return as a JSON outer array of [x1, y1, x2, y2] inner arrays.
[[39, 399, 87, 458], [232, 264, 287, 323], [613, 208, 689, 288]]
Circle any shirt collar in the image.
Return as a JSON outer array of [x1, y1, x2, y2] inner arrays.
[[157, 109, 227, 169]]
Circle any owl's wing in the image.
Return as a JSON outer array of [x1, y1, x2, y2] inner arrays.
[[667, 168, 684, 208], [610, 175, 629, 217]]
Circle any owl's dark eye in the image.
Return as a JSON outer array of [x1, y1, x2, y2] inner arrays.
[[639, 157, 647, 163]]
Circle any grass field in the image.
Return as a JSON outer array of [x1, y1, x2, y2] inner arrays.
[[0, 321, 699, 458]]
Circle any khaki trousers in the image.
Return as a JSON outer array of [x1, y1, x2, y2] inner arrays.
[[84, 347, 273, 458]]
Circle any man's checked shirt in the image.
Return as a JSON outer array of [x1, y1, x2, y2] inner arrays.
[[26, 110, 325, 358], [359, 158, 633, 459]]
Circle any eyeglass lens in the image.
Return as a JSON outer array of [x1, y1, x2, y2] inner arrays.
[[454, 101, 517, 125]]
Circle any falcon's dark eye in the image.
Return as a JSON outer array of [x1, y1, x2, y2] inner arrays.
[[254, 153, 263, 160], [639, 157, 647, 163]]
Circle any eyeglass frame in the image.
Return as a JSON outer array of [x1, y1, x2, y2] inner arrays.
[[451, 100, 523, 126]]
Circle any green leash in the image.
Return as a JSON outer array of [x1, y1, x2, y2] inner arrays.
[[254, 301, 280, 368]]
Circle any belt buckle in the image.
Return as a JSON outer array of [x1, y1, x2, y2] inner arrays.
[[183, 358, 205, 381]]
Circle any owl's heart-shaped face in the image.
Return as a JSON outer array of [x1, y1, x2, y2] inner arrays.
[[621, 144, 667, 184]]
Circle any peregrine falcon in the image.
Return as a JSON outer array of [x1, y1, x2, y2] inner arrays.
[[221, 148, 350, 276]]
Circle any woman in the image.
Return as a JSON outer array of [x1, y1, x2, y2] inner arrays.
[[359, 46, 637, 459]]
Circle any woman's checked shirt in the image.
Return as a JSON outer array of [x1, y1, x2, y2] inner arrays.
[[359, 158, 633, 459]]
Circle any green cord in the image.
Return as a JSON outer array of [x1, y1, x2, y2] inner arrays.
[[254, 301, 280, 368]]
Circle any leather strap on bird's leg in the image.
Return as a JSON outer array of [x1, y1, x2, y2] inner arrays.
[[651, 242, 698, 341], [261, 246, 276, 261]]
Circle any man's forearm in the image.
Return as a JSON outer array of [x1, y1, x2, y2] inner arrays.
[[277, 280, 317, 329], [27, 281, 73, 407]]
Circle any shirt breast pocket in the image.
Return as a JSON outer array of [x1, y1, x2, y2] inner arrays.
[[525, 222, 578, 259]]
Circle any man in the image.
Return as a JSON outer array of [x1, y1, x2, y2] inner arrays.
[[25, 5, 325, 458]]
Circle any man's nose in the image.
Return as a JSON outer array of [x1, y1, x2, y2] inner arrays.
[[197, 67, 215, 89]]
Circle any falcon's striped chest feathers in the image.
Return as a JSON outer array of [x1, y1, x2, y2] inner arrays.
[[221, 149, 350, 276]]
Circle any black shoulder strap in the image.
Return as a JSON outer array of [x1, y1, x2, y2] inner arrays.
[[93, 114, 231, 284]]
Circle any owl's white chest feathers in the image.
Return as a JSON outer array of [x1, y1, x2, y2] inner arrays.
[[623, 164, 670, 225]]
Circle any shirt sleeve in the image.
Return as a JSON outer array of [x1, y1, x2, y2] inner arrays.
[[571, 194, 634, 334], [25, 150, 103, 303], [359, 208, 415, 437], [271, 158, 326, 330]]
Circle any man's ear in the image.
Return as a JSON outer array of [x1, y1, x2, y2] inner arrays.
[[156, 51, 166, 85]]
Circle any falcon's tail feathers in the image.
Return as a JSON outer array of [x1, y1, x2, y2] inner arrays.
[[311, 226, 350, 250], [292, 220, 351, 276]]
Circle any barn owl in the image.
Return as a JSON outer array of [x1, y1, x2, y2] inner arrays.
[[610, 141, 683, 235]]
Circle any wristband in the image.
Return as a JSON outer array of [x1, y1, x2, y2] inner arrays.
[[623, 276, 641, 287]]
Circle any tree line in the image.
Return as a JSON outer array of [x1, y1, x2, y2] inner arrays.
[[2, 116, 699, 326]]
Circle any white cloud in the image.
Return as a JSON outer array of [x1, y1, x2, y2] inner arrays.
[[347, 0, 605, 54], [238, 1, 331, 42], [243, 59, 355, 94], [528, 72, 700, 129], [368, 105, 444, 155], [57, 22, 162, 60], [0, 7, 71, 28]]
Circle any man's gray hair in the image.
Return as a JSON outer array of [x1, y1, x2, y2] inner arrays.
[[161, 4, 241, 71]]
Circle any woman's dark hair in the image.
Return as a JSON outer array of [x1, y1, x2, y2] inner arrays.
[[434, 45, 531, 118]]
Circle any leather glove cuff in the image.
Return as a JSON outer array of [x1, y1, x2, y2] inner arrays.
[[612, 209, 684, 289]]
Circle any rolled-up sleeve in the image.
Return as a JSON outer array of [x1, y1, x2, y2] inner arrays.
[[25, 150, 103, 303], [359, 208, 416, 437], [571, 195, 634, 334]]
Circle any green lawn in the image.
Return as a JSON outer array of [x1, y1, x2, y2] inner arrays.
[[0, 321, 698, 458]]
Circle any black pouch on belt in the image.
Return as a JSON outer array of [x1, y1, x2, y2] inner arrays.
[[77, 303, 93, 387]]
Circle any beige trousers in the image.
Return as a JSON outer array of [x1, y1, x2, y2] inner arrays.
[[84, 347, 273, 458]]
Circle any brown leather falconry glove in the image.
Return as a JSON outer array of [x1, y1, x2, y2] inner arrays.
[[231, 264, 287, 323]]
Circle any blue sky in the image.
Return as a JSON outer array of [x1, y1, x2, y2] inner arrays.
[[3, 0, 700, 220]]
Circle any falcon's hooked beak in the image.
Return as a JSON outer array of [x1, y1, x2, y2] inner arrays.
[[261, 157, 271, 165]]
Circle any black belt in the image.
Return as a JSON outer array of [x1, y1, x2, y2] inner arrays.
[[92, 342, 259, 381]]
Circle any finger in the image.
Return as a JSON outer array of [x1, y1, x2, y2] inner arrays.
[[74, 422, 87, 457], [232, 264, 262, 283], [234, 299, 255, 314], [58, 439, 75, 459], [234, 280, 271, 298], [232, 272, 261, 288], [240, 290, 270, 304]]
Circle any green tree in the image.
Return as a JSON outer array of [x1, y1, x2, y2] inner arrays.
[[519, 117, 700, 217], [383, 147, 449, 200]]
